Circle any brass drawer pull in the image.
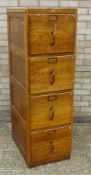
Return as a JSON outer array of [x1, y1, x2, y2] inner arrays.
[[49, 141, 54, 153], [49, 106, 54, 120], [49, 15, 57, 46], [50, 31, 55, 46], [50, 70, 55, 85]]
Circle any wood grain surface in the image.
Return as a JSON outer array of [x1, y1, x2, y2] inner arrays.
[[30, 91, 73, 129], [29, 14, 77, 55], [31, 126, 72, 165], [30, 55, 75, 94], [8, 8, 77, 167]]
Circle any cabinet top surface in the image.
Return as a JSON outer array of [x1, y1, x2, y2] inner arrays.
[[7, 8, 77, 14]]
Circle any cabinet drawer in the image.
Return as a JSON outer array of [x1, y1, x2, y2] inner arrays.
[[30, 55, 75, 94], [29, 14, 76, 55], [30, 91, 73, 130], [31, 126, 72, 164]]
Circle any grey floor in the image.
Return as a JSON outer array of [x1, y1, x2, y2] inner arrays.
[[0, 122, 91, 175]]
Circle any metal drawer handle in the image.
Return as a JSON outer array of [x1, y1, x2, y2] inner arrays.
[[49, 141, 54, 153], [50, 31, 55, 46], [50, 70, 55, 85], [49, 106, 54, 120]]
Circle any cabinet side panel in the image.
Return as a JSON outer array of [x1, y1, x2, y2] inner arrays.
[[12, 108, 27, 157], [8, 12, 26, 87], [8, 10, 30, 166]]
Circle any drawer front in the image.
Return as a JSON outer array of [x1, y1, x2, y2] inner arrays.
[[31, 126, 72, 164], [29, 14, 76, 55], [30, 55, 75, 94], [30, 92, 73, 129]]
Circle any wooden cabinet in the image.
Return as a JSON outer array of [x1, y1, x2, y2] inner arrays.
[[8, 8, 77, 167]]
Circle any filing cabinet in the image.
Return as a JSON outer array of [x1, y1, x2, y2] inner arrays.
[[8, 8, 77, 166]]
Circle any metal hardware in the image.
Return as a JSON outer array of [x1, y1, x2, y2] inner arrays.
[[48, 95, 57, 101], [50, 31, 55, 46], [50, 22, 57, 46], [49, 141, 54, 153], [50, 70, 55, 85], [49, 106, 54, 120], [48, 15, 58, 22], [48, 15, 58, 46], [48, 57, 57, 64]]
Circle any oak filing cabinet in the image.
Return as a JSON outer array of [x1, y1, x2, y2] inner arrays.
[[8, 8, 77, 167]]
